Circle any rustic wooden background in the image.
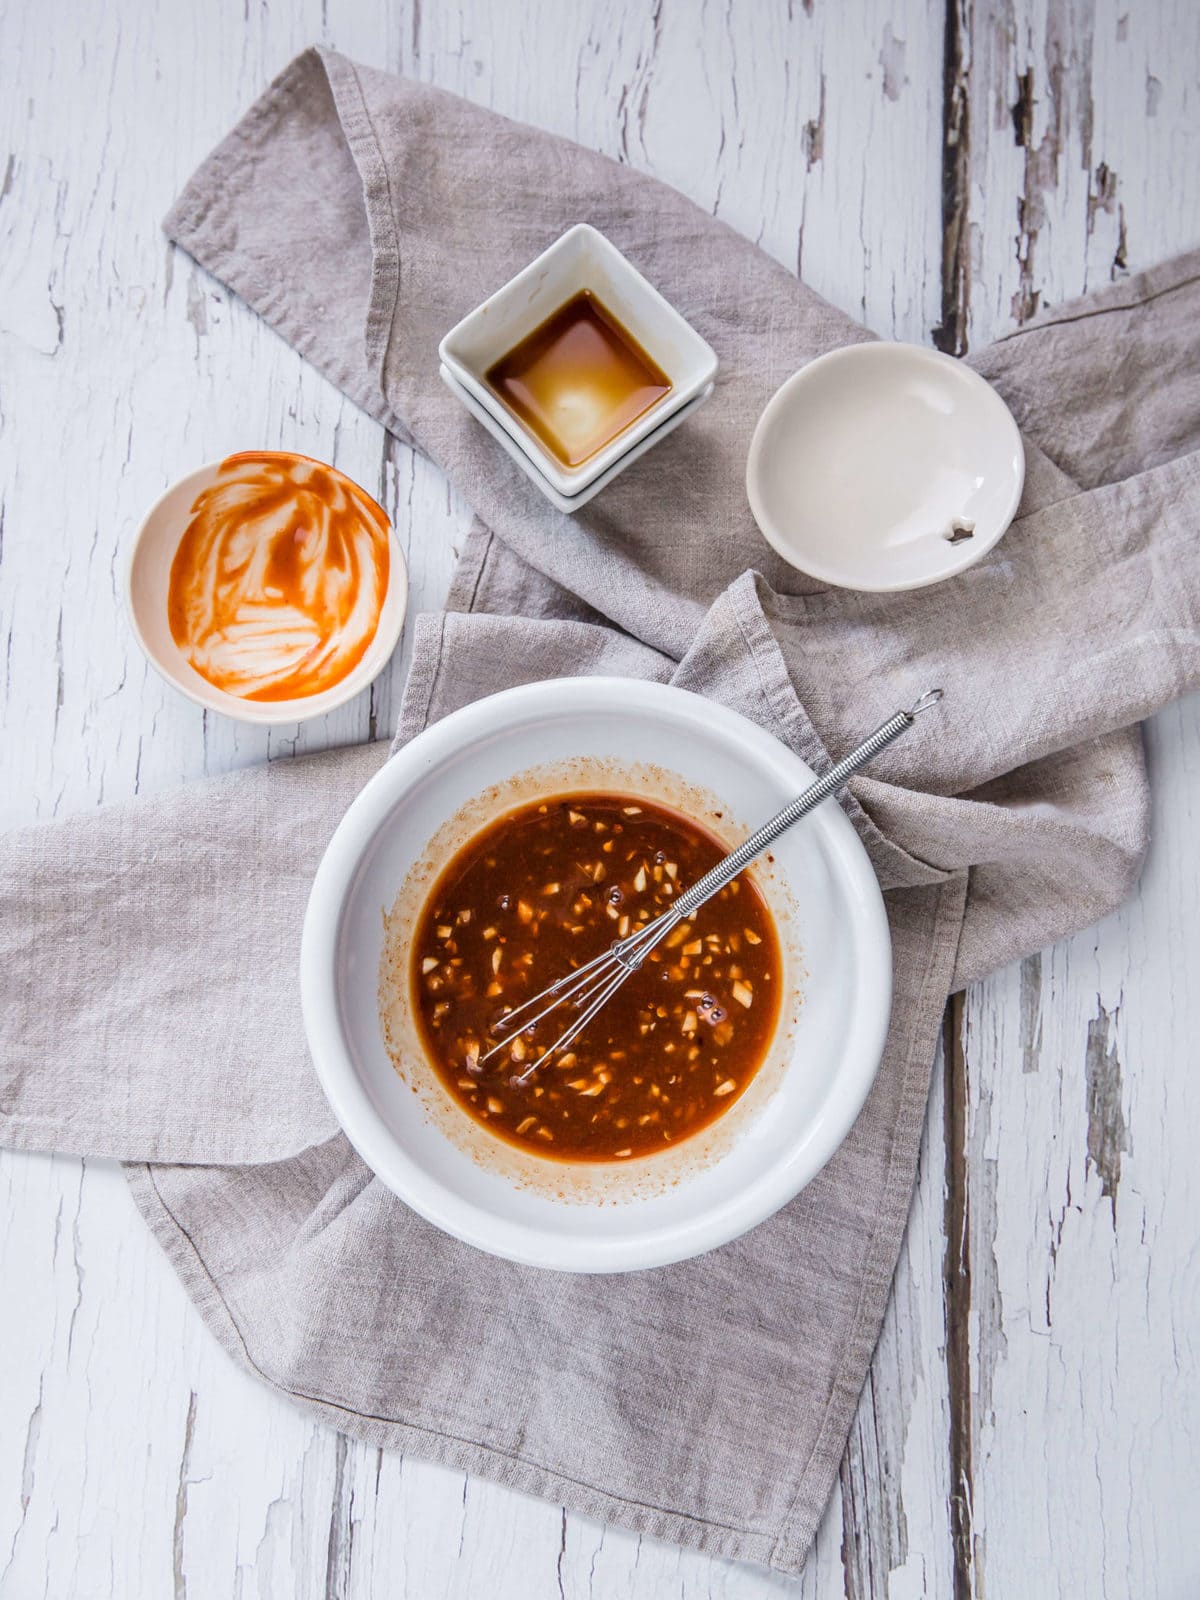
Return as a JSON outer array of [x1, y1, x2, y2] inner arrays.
[[2, 1, 1197, 1595]]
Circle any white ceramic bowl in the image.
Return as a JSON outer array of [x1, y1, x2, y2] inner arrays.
[[746, 342, 1025, 592], [439, 223, 718, 503], [301, 678, 892, 1273], [126, 456, 408, 725]]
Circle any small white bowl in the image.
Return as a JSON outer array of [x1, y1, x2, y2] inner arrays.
[[301, 677, 892, 1273], [439, 363, 715, 514], [439, 223, 718, 503], [125, 456, 408, 725], [746, 342, 1025, 592]]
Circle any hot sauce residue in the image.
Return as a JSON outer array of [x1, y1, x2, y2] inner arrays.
[[408, 793, 782, 1162], [167, 451, 390, 702]]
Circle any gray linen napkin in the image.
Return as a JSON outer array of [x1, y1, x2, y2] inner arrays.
[[2, 48, 1199, 1572]]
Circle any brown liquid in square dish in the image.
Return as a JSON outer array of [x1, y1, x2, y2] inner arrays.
[[485, 291, 672, 468], [409, 793, 781, 1162]]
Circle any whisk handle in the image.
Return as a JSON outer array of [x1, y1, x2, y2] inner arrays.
[[671, 690, 943, 919]]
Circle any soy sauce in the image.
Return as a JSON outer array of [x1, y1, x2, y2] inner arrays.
[[485, 291, 672, 468]]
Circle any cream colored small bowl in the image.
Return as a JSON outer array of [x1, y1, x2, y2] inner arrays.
[[125, 456, 408, 725], [746, 343, 1025, 592]]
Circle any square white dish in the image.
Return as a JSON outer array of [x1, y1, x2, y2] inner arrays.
[[439, 222, 718, 500], [440, 362, 714, 513]]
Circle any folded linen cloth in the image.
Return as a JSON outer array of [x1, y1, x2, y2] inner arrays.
[[3, 47, 1199, 1572]]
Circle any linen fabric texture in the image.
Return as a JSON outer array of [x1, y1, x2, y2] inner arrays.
[[2, 48, 1199, 1573]]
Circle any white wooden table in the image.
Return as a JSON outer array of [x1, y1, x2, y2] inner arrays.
[[2, 3, 1197, 1594]]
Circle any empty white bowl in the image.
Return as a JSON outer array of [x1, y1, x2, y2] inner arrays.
[[126, 455, 408, 725], [746, 342, 1025, 591], [439, 223, 718, 504], [301, 677, 892, 1273]]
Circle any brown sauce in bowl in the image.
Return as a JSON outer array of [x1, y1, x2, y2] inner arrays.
[[410, 793, 782, 1162], [485, 291, 672, 468]]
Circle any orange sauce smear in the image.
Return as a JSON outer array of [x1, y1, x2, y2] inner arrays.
[[167, 451, 390, 703]]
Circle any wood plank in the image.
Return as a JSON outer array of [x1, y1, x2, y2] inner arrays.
[[953, 1, 1200, 1594]]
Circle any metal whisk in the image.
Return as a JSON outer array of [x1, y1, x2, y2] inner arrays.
[[482, 689, 943, 1080]]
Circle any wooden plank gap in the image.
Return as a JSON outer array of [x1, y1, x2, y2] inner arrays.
[[941, 990, 975, 1600], [933, 0, 972, 355]]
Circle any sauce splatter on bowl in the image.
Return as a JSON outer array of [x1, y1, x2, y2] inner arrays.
[[166, 451, 391, 703], [126, 452, 407, 727]]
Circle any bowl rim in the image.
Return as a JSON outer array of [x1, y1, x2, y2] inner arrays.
[[438, 363, 716, 514], [124, 453, 409, 727], [300, 676, 893, 1273], [439, 222, 719, 496], [745, 341, 1026, 593]]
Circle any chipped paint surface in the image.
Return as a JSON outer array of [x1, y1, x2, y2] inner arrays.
[[879, 24, 908, 102], [1084, 1000, 1128, 1223], [1018, 952, 1043, 1074], [1, 1, 1198, 1596]]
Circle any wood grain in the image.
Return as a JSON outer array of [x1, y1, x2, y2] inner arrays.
[[947, 4, 1200, 1595], [1, 1, 1196, 1594]]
